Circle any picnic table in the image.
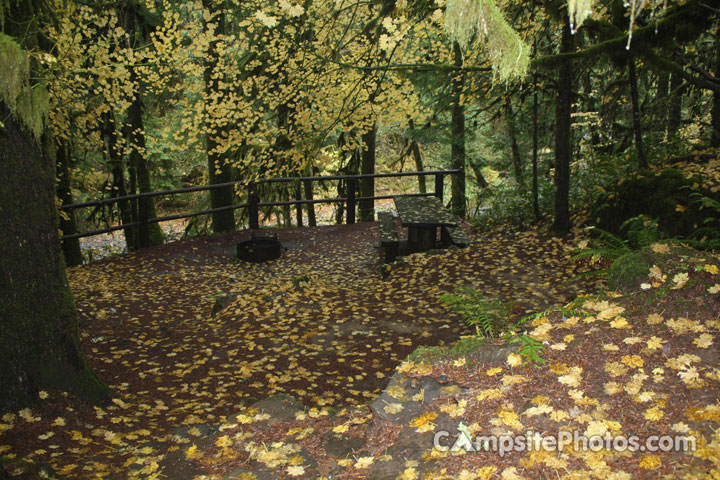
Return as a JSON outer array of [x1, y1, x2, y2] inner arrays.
[[394, 196, 457, 252]]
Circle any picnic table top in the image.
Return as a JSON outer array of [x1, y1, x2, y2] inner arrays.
[[394, 196, 457, 228]]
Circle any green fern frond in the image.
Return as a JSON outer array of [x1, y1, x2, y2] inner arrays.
[[440, 287, 511, 337]]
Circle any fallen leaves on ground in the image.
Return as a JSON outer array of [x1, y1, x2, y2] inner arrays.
[[0, 222, 607, 478]]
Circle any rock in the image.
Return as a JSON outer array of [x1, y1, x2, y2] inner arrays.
[[368, 427, 438, 479], [211, 293, 238, 316], [226, 445, 318, 479], [321, 432, 367, 458], [467, 342, 518, 365], [248, 394, 305, 425], [370, 372, 466, 426], [156, 448, 205, 480], [171, 423, 217, 441]]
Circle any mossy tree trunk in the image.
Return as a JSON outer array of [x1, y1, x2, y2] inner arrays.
[[552, 16, 574, 234], [655, 70, 669, 129], [532, 46, 541, 222], [450, 40, 466, 218], [55, 140, 83, 267], [667, 71, 684, 136], [712, 28, 720, 147], [103, 112, 136, 250], [0, 101, 111, 412], [359, 125, 376, 222], [407, 120, 426, 194], [202, 0, 235, 234], [124, 0, 163, 247], [505, 96, 524, 187], [627, 53, 648, 169]]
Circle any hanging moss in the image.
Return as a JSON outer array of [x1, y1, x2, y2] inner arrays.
[[568, 0, 595, 33], [0, 32, 47, 139], [444, 0, 529, 81]]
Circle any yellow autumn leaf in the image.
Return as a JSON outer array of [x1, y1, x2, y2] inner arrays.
[[497, 406, 523, 430], [477, 465, 497, 479], [694, 333, 714, 348], [704, 264, 719, 274], [453, 357, 467, 367], [215, 435, 233, 448], [409, 412, 437, 433], [643, 407, 664, 421], [333, 424, 349, 433], [507, 353, 523, 367], [287, 465, 305, 476], [354, 456, 374, 469], [384, 403, 404, 415], [671, 272, 689, 289], [650, 243, 670, 254], [621, 355, 644, 368], [397, 467, 418, 480], [609, 317, 631, 329], [477, 388, 503, 401], [638, 454, 662, 469], [185, 444, 198, 459]]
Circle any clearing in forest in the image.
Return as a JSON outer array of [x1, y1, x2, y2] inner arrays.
[[0, 222, 599, 478]]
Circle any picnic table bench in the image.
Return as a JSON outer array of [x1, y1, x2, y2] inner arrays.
[[377, 196, 470, 263], [377, 211, 399, 263], [394, 196, 466, 251]]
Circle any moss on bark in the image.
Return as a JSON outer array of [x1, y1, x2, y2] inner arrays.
[[0, 101, 111, 412]]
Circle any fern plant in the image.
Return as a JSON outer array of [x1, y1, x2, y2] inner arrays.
[[573, 214, 661, 268], [621, 215, 661, 249], [687, 192, 720, 250], [505, 334, 545, 366], [440, 287, 511, 337]]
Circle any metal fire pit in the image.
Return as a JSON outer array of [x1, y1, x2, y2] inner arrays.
[[235, 232, 283, 263]]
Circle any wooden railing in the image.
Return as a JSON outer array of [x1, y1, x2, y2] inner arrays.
[[59, 169, 461, 243]]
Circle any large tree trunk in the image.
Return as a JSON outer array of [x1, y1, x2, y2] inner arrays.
[[0, 102, 111, 412], [203, 0, 235, 233], [359, 125, 376, 222], [127, 82, 163, 247], [655, 70, 669, 131], [303, 181, 316, 226], [450, 41, 466, 218], [103, 113, 136, 250], [712, 29, 720, 147], [628, 54, 648, 169], [532, 56, 541, 222], [407, 120, 426, 194], [667, 71, 684, 136], [56, 140, 83, 267], [505, 96, 524, 187], [552, 16, 574, 234], [124, 1, 164, 247]]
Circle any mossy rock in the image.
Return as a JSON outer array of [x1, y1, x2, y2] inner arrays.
[[607, 252, 652, 292], [589, 169, 719, 240]]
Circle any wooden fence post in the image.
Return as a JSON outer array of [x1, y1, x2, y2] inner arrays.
[[138, 195, 150, 248], [434, 173, 444, 202], [248, 182, 259, 229], [295, 182, 303, 227], [346, 177, 356, 224]]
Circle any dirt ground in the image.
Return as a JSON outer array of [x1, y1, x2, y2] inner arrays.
[[0, 222, 602, 478]]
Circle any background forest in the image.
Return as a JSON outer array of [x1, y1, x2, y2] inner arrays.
[[3, 0, 720, 265]]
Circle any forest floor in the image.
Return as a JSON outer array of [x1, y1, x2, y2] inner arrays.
[[1, 222, 719, 479], [1, 222, 599, 478]]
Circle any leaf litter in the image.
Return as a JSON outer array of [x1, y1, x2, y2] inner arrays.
[[7, 223, 720, 478]]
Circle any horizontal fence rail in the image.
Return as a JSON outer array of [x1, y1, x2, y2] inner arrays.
[[60, 169, 461, 243]]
